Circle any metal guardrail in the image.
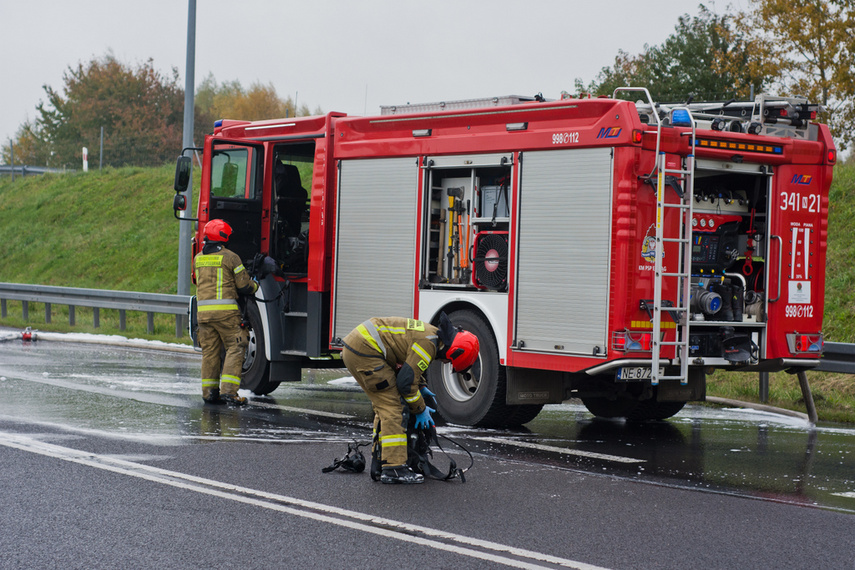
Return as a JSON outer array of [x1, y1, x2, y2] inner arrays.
[[1, 282, 854, 365], [0, 165, 71, 176], [815, 342, 855, 374], [0, 283, 191, 338]]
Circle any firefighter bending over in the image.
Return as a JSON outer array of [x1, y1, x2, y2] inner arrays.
[[194, 219, 258, 406], [341, 314, 479, 484]]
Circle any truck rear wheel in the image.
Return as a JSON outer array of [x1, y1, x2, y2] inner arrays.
[[428, 309, 542, 427], [626, 399, 686, 421], [580, 396, 640, 419], [240, 301, 279, 395]]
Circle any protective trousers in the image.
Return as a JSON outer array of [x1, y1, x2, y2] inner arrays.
[[199, 313, 248, 399], [342, 349, 409, 467]]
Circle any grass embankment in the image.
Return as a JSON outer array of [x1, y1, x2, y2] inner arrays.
[[0, 165, 197, 342], [0, 162, 853, 421]]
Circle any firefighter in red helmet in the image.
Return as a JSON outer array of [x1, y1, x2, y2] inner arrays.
[[341, 312, 479, 484], [194, 219, 258, 405]]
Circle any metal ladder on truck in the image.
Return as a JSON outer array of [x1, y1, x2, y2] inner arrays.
[[651, 120, 695, 386], [614, 88, 696, 385]]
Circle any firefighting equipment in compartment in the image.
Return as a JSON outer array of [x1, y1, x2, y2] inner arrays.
[[472, 231, 509, 290], [446, 186, 468, 282], [204, 218, 232, 242]]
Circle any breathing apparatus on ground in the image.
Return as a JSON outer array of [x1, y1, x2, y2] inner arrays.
[[322, 390, 474, 482], [322, 441, 367, 474]]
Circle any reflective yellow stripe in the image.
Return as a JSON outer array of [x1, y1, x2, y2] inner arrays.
[[221, 374, 241, 386], [380, 435, 407, 447], [412, 343, 431, 363], [235, 264, 246, 274], [357, 324, 384, 356], [404, 392, 421, 404], [198, 304, 239, 312], [375, 325, 406, 334], [196, 255, 223, 267], [198, 299, 238, 306], [412, 343, 431, 372], [201, 379, 219, 386], [216, 267, 223, 299]]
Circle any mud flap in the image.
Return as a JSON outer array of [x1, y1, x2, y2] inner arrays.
[[657, 368, 706, 402]]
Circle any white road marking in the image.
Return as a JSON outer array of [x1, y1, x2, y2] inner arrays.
[[247, 399, 354, 419], [0, 432, 610, 570], [472, 436, 645, 464]]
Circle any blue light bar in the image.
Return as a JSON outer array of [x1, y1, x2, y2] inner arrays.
[[671, 109, 692, 127]]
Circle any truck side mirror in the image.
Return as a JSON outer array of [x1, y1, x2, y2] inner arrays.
[[173, 193, 187, 211], [174, 156, 192, 192]]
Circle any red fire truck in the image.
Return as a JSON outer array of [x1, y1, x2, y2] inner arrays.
[[173, 88, 835, 427]]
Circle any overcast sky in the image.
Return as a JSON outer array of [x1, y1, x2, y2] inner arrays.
[[2, 0, 732, 147]]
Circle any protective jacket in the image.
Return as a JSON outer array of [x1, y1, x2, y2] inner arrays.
[[342, 317, 440, 467], [343, 317, 439, 414], [194, 243, 258, 322]]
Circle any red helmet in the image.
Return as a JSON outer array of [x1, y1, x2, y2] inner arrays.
[[204, 219, 232, 242], [447, 330, 480, 373]]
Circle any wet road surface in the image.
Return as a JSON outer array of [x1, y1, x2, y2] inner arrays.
[[1, 330, 854, 568]]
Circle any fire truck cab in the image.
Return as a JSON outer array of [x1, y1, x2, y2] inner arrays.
[[174, 89, 835, 427]]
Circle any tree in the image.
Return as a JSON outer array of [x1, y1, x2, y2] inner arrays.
[[732, 0, 855, 149], [1, 121, 51, 166], [194, 75, 307, 143], [31, 54, 184, 168], [578, 5, 768, 102]]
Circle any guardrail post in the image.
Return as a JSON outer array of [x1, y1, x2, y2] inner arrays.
[[119, 310, 126, 331], [93, 307, 100, 328], [69, 305, 75, 326], [22, 300, 28, 321], [175, 315, 183, 338], [1, 299, 5, 318], [797, 371, 818, 424], [45, 302, 51, 324], [759, 372, 769, 403], [147, 312, 154, 334]]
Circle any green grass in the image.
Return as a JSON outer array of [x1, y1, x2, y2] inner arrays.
[[0, 164, 197, 343], [1, 161, 854, 421]]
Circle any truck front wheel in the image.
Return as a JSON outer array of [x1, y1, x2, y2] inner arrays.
[[240, 301, 279, 395]]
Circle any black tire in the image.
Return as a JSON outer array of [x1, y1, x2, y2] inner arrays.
[[504, 403, 545, 426], [580, 396, 640, 419], [240, 301, 279, 395], [626, 399, 686, 421], [428, 310, 541, 427]]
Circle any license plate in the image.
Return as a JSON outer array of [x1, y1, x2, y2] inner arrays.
[[616, 366, 664, 381]]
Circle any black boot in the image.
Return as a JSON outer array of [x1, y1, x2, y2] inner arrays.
[[380, 465, 424, 485], [203, 389, 222, 405], [220, 393, 247, 406]]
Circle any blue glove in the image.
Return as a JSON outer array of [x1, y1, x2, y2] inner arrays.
[[414, 406, 435, 429], [420, 386, 436, 398]]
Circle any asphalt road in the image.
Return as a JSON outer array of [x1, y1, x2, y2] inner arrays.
[[1, 331, 854, 569]]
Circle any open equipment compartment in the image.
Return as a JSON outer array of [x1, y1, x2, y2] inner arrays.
[[420, 154, 512, 291]]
